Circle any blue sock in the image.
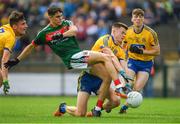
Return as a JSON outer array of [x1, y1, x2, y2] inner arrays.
[[121, 105, 128, 110], [60, 104, 66, 113]]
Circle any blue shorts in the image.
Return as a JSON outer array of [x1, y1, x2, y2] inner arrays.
[[127, 58, 153, 74], [77, 71, 102, 95]]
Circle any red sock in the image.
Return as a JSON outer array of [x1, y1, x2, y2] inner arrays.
[[114, 79, 121, 86], [96, 99, 103, 108]]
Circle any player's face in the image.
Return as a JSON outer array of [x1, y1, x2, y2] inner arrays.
[[50, 12, 63, 27], [131, 14, 144, 27], [14, 20, 28, 37], [113, 27, 126, 44]]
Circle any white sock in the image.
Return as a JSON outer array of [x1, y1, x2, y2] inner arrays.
[[95, 106, 101, 111]]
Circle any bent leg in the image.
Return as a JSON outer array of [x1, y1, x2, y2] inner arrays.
[[134, 71, 149, 91], [66, 91, 90, 117], [103, 88, 120, 111], [91, 63, 112, 105], [88, 51, 119, 81], [126, 67, 136, 85]]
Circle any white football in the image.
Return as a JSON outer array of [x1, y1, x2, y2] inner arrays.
[[126, 91, 143, 108]]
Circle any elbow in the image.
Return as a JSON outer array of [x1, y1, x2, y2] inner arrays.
[[73, 26, 78, 32], [71, 26, 78, 36], [157, 50, 160, 55], [155, 50, 160, 56], [153, 50, 160, 56], [154, 45, 160, 56]]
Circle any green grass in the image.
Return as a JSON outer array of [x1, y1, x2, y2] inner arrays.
[[0, 96, 180, 123]]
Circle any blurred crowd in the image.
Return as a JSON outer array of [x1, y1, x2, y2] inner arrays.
[[0, 0, 180, 61]]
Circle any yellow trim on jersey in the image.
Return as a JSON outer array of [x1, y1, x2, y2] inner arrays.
[[0, 24, 16, 55], [125, 25, 159, 61], [91, 34, 126, 60]]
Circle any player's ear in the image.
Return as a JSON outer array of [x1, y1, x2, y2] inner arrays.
[[131, 17, 134, 23], [12, 24, 18, 30], [47, 15, 51, 20], [47, 12, 53, 20]]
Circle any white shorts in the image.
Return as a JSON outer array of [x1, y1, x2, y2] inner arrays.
[[70, 50, 90, 69]]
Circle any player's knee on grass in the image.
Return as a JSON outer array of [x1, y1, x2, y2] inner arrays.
[[75, 111, 86, 117]]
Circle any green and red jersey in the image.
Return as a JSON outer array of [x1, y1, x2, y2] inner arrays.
[[32, 20, 81, 69]]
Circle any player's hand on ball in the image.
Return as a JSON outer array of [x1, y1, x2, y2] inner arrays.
[[3, 80, 10, 95], [4, 58, 20, 69]]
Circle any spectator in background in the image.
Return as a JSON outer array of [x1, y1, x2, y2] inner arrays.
[[111, 0, 127, 17], [172, 0, 180, 20], [75, 16, 87, 42], [63, 0, 78, 19], [163, 0, 174, 20], [49, 0, 63, 9], [86, 16, 98, 47], [1, 13, 8, 25], [97, 19, 109, 37], [155, 1, 172, 24], [143, 0, 158, 26], [144, 8, 156, 27], [126, 0, 142, 15], [27, 0, 40, 27], [0, 0, 178, 63]]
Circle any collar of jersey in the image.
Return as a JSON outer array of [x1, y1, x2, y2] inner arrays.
[[110, 35, 121, 46], [133, 24, 144, 34]]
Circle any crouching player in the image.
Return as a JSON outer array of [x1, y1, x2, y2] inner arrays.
[[54, 22, 132, 117], [54, 69, 120, 117]]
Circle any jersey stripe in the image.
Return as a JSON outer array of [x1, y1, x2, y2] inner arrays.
[[144, 25, 159, 45], [103, 35, 110, 47]]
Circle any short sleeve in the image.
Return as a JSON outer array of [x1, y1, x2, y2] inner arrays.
[[32, 31, 45, 46], [91, 36, 109, 51], [64, 20, 73, 26], [4, 36, 15, 52], [149, 31, 159, 46]]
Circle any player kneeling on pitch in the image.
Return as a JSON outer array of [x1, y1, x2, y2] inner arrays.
[[54, 70, 121, 117]]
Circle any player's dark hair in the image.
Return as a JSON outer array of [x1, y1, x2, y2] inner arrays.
[[48, 5, 63, 16], [132, 8, 144, 16], [112, 22, 128, 30], [9, 11, 25, 26]]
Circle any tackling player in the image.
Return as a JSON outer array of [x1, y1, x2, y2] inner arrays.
[[0, 11, 28, 94], [4, 6, 129, 96], [119, 8, 160, 113], [54, 22, 130, 117]]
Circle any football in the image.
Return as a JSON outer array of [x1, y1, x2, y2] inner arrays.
[[126, 91, 143, 108]]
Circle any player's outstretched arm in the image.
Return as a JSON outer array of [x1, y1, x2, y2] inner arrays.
[[63, 25, 78, 37], [1, 49, 11, 94], [4, 44, 35, 69], [17, 44, 35, 61], [101, 47, 133, 82]]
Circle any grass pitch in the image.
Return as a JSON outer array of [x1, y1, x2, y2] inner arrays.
[[0, 96, 180, 123]]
